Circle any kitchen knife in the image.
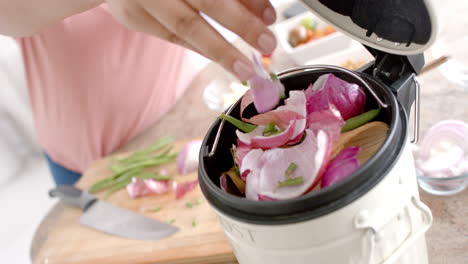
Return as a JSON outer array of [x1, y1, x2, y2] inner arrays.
[[49, 185, 179, 240]]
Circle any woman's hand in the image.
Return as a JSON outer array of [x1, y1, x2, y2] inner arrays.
[[106, 0, 277, 81]]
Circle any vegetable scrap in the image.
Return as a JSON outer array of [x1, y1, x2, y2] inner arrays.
[[177, 140, 203, 175], [174, 180, 199, 200], [247, 54, 285, 114], [126, 178, 171, 199], [342, 108, 381, 132], [219, 63, 386, 200], [321, 147, 361, 188], [89, 136, 176, 198], [89, 136, 200, 199], [185, 198, 202, 208]]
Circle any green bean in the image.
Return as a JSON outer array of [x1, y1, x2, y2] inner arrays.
[[134, 171, 171, 181], [141, 136, 174, 154], [113, 146, 173, 171], [112, 155, 176, 174], [91, 156, 175, 193], [103, 172, 172, 198], [104, 179, 132, 198], [116, 136, 174, 164], [342, 108, 381, 132], [89, 168, 142, 193], [90, 136, 177, 196]]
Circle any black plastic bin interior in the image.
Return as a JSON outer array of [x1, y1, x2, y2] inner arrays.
[[198, 68, 409, 225]]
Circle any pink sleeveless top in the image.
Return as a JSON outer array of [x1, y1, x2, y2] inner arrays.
[[18, 5, 204, 172]]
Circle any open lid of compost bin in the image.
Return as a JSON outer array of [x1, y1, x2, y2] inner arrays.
[[300, 0, 438, 56]]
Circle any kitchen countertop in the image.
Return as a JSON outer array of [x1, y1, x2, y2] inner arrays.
[[31, 1, 467, 263]]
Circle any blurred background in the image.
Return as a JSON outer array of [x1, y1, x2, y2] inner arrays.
[[0, 35, 55, 261], [0, 0, 467, 263]]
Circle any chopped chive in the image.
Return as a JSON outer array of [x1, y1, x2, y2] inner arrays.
[[270, 73, 278, 80], [263, 122, 276, 134], [218, 114, 257, 133], [168, 219, 176, 224], [192, 217, 198, 227], [262, 122, 282, 136], [285, 162, 297, 178], [241, 81, 247, 86], [185, 198, 202, 208], [149, 207, 161, 213], [342, 108, 381, 132], [277, 177, 304, 189]]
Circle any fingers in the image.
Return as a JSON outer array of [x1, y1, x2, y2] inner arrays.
[[187, 0, 277, 55], [106, 0, 202, 54], [239, 0, 276, 25], [142, 0, 256, 80]]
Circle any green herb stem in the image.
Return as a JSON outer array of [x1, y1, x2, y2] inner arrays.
[[262, 122, 282, 136], [277, 177, 304, 189], [218, 114, 257, 133], [285, 162, 298, 178], [89, 168, 142, 193], [112, 155, 176, 175]]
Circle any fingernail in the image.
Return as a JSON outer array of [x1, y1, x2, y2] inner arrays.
[[263, 7, 276, 25], [233, 60, 254, 81], [257, 32, 277, 54]]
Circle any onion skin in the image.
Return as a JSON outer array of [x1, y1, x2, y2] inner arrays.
[[177, 140, 202, 175], [321, 147, 360, 188]]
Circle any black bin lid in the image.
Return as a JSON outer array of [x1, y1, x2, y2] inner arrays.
[[300, 0, 437, 55]]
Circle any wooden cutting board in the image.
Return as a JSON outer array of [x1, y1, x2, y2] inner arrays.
[[33, 140, 237, 264]]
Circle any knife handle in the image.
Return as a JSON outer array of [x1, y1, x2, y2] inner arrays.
[[49, 185, 97, 210]]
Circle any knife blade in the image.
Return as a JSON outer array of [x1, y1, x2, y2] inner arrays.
[[49, 185, 178, 240]]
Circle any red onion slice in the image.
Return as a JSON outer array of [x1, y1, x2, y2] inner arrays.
[[321, 147, 360, 188], [414, 120, 468, 178], [233, 140, 251, 169], [235, 91, 307, 150], [236, 120, 297, 149], [144, 179, 171, 194], [173, 180, 199, 199], [126, 177, 153, 198], [247, 54, 285, 114], [306, 104, 345, 144], [126, 178, 171, 198], [220, 174, 228, 192], [305, 73, 366, 120], [242, 130, 330, 201], [177, 140, 203, 175]]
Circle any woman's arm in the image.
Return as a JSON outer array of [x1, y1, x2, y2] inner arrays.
[[106, 0, 277, 81], [0, 0, 104, 37], [1, 0, 277, 81]]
